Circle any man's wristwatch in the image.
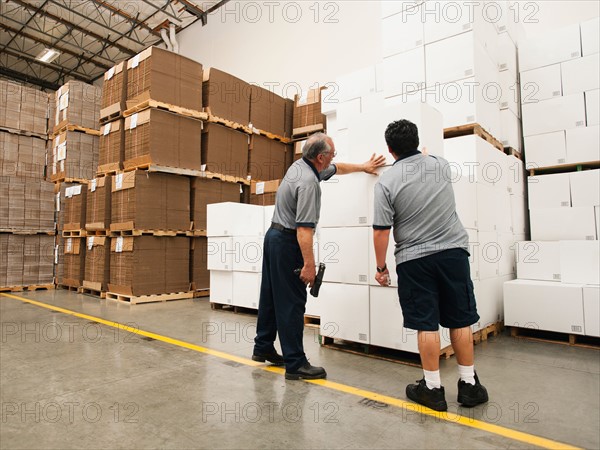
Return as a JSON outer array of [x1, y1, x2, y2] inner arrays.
[[376, 264, 387, 273]]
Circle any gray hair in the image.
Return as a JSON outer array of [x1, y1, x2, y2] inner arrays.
[[302, 133, 332, 160]]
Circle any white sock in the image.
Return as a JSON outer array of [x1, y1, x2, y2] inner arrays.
[[458, 364, 476, 385], [423, 369, 441, 389]]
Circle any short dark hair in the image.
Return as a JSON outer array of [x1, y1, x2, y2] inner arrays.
[[384, 120, 419, 156]]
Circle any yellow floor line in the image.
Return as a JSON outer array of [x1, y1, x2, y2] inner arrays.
[[1, 292, 581, 450]]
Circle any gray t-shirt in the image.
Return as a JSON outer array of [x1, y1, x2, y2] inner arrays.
[[373, 153, 468, 265], [272, 158, 337, 229]]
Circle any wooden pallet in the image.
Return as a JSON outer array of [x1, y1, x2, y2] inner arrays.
[[193, 289, 210, 298], [187, 229, 208, 237], [62, 229, 87, 237], [443, 123, 504, 152], [528, 160, 600, 177], [109, 229, 189, 237], [198, 170, 250, 185], [0, 284, 55, 293], [292, 123, 325, 140], [210, 302, 258, 315], [508, 326, 600, 349], [504, 147, 523, 161], [96, 163, 121, 176], [319, 338, 422, 367], [58, 285, 80, 292], [78, 286, 106, 299], [0, 126, 48, 140], [122, 162, 204, 177], [304, 315, 320, 329], [50, 176, 89, 185], [99, 110, 122, 125], [124, 100, 207, 121], [52, 124, 102, 137], [106, 291, 193, 305], [206, 113, 252, 134], [0, 229, 55, 235], [84, 228, 108, 236], [252, 127, 291, 143]]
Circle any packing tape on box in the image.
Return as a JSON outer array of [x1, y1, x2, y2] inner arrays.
[[103, 122, 111, 135], [115, 173, 123, 190], [90, 179, 97, 192], [116, 236, 123, 253], [106, 67, 115, 80], [88, 237, 94, 250]]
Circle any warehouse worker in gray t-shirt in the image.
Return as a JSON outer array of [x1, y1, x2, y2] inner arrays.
[[373, 120, 489, 412], [253, 133, 386, 380]]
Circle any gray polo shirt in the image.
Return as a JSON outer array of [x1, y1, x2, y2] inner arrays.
[[271, 157, 336, 229], [373, 152, 468, 265]]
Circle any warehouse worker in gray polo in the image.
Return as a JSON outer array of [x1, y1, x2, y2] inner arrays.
[[253, 133, 385, 380], [373, 120, 489, 411]]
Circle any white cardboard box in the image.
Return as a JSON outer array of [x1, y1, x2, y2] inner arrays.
[[335, 98, 362, 131], [530, 207, 597, 241], [524, 131, 567, 167], [477, 231, 500, 280], [497, 31, 518, 75], [382, 47, 426, 98], [527, 173, 571, 209], [510, 194, 527, 235], [209, 270, 233, 304], [560, 240, 600, 285], [498, 233, 516, 276], [566, 126, 600, 164], [581, 17, 600, 56], [500, 109, 522, 151], [466, 229, 480, 281], [381, 5, 424, 57], [453, 176, 478, 230], [263, 205, 275, 233], [583, 286, 600, 337], [475, 183, 499, 232], [506, 155, 526, 196], [520, 64, 562, 104], [207, 237, 234, 271], [320, 283, 370, 343], [369, 286, 451, 353], [518, 24, 582, 72], [318, 227, 369, 284], [368, 227, 398, 287], [232, 236, 264, 273], [504, 279, 585, 334], [499, 70, 520, 117], [320, 172, 378, 227], [476, 276, 509, 328], [336, 66, 378, 103], [521, 93, 586, 137], [207, 202, 264, 237], [586, 89, 600, 126], [232, 271, 261, 309], [596, 206, 600, 239], [444, 135, 503, 186], [561, 54, 600, 96], [516, 241, 561, 282], [570, 170, 600, 207]]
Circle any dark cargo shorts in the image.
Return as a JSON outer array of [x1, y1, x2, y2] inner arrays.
[[396, 248, 479, 331]]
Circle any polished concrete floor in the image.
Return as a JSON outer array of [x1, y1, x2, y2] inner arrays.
[[0, 289, 598, 449]]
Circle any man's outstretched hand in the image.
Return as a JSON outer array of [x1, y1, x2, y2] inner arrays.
[[362, 154, 387, 175]]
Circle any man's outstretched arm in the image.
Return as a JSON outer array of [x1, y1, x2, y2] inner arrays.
[[335, 153, 386, 175]]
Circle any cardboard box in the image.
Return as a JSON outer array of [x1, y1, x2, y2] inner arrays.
[[560, 240, 600, 285], [127, 47, 202, 111], [561, 54, 600, 96], [320, 172, 379, 227], [583, 286, 600, 337], [520, 64, 562, 104], [499, 70, 519, 117], [111, 171, 190, 231], [0, 177, 54, 232], [206, 202, 264, 237], [566, 126, 600, 164], [367, 228, 398, 287], [570, 170, 600, 207], [506, 154, 526, 196], [335, 66, 378, 104], [452, 176, 478, 230], [86, 176, 111, 230], [476, 231, 500, 280], [0, 133, 46, 179], [524, 131, 567, 167], [500, 109, 522, 151], [444, 135, 504, 186], [497, 32, 518, 74], [320, 283, 370, 343], [61, 237, 85, 288], [203, 67, 250, 125], [207, 237, 233, 271], [476, 276, 510, 328], [231, 237, 263, 273], [510, 194, 527, 235], [201, 123, 249, 179], [100, 62, 127, 119], [191, 237, 209, 290], [83, 236, 110, 291], [382, 47, 426, 98], [318, 227, 369, 285], [98, 119, 124, 171], [586, 89, 599, 126], [232, 271, 261, 309], [516, 241, 561, 282], [581, 17, 600, 56], [527, 173, 571, 209], [249, 85, 287, 137], [249, 135, 290, 182], [191, 177, 240, 232], [209, 270, 233, 305], [293, 87, 326, 132], [0, 235, 54, 287], [49, 130, 99, 181], [123, 108, 202, 171], [250, 179, 280, 206], [53, 81, 101, 133], [518, 24, 581, 72], [62, 184, 87, 231], [381, 4, 424, 57], [504, 279, 584, 334], [530, 207, 597, 241], [522, 93, 586, 137], [0, 81, 49, 135]]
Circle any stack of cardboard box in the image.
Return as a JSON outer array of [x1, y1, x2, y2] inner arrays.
[[0, 80, 50, 136], [57, 183, 87, 289], [292, 87, 326, 137]]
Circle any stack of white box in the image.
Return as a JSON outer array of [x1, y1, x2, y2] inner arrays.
[[207, 202, 271, 310], [520, 17, 599, 167]]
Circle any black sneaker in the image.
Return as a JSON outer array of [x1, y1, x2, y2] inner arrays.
[[252, 351, 284, 366], [457, 372, 489, 407], [406, 378, 448, 412], [285, 363, 327, 380]]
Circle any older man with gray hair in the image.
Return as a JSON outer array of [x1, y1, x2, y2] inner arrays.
[[252, 133, 386, 379]]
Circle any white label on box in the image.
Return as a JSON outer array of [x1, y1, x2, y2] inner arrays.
[[59, 93, 69, 111], [66, 238, 72, 253], [131, 55, 140, 68], [73, 185, 82, 196], [88, 237, 94, 250], [103, 122, 111, 135], [65, 187, 73, 198], [57, 142, 67, 161], [106, 67, 115, 80], [56, 194, 60, 212], [115, 173, 123, 190], [256, 182, 265, 195], [54, 136, 59, 146], [130, 113, 138, 129], [60, 160, 64, 171], [239, 185, 243, 194], [55, 245, 59, 264], [90, 179, 97, 192], [116, 236, 123, 253], [201, 164, 206, 172], [298, 92, 308, 106]]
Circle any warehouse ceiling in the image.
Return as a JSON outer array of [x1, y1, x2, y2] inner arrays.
[[0, 0, 229, 91]]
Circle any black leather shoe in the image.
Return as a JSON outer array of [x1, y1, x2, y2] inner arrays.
[[252, 351, 284, 366], [457, 372, 489, 407], [285, 363, 327, 380], [406, 378, 448, 411]]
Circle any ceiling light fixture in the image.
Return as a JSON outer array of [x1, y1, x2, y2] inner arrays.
[[36, 48, 60, 63]]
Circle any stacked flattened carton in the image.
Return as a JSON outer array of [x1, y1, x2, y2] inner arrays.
[[0, 80, 50, 136], [57, 184, 87, 289], [292, 87, 327, 137]]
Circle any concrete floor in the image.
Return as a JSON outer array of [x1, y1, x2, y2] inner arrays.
[[1, 289, 598, 450]]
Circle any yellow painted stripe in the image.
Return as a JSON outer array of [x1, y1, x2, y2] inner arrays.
[[1, 292, 581, 450]]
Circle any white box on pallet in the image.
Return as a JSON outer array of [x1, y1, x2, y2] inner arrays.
[[570, 170, 600, 207], [500, 109, 522, 151], [443, 135, 502, 186], [527, 173, 571, 209], [367, 227, 398, 287], [518, 24, 581, 72], [321, 172, 379, 227], [476, 276, 508, 329], [504, 279, 585, 334], [466, 229, 480, 281], [263, 205, 275, 233], [318, 227, 369, 285], [506, 155, 526, 195], [336, 66, 379, 103], [566, 126, 600, 164], [209, 271, 233, 305], [561, 54, 600, 96], [207, 237, 234, 271], [530, 207, 597, 241], [510, 194, 527, 235], [497, 31, 518, 74], [335, 98, 362, 131], [498, 233, 516, 276], [516, 241, 561, 282], [207, 202, 264, 237], [232, 271, 261, 309], [232, 236, 263, 273], [586, 89, 600, 126], [499, 70, 520, 117], [305, 287, 320, 317], [524, 131, 567, 168], [453, 176, 478, 230], [369, 286, 451, 353], [560, 241, 600, 285], [475, 183, 498, 232], [320, 283, 370, 344], [581, 17, 600, 56], [381, 5, 424, 56], [583, 286, 600, 337], [520, 64, 562, 104], [522, 93, 586, 137], [477, 231, 500, 280], [382, 47, 426, 98]]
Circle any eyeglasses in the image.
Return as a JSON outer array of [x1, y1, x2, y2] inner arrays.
[[322, 151, 337, 158]]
